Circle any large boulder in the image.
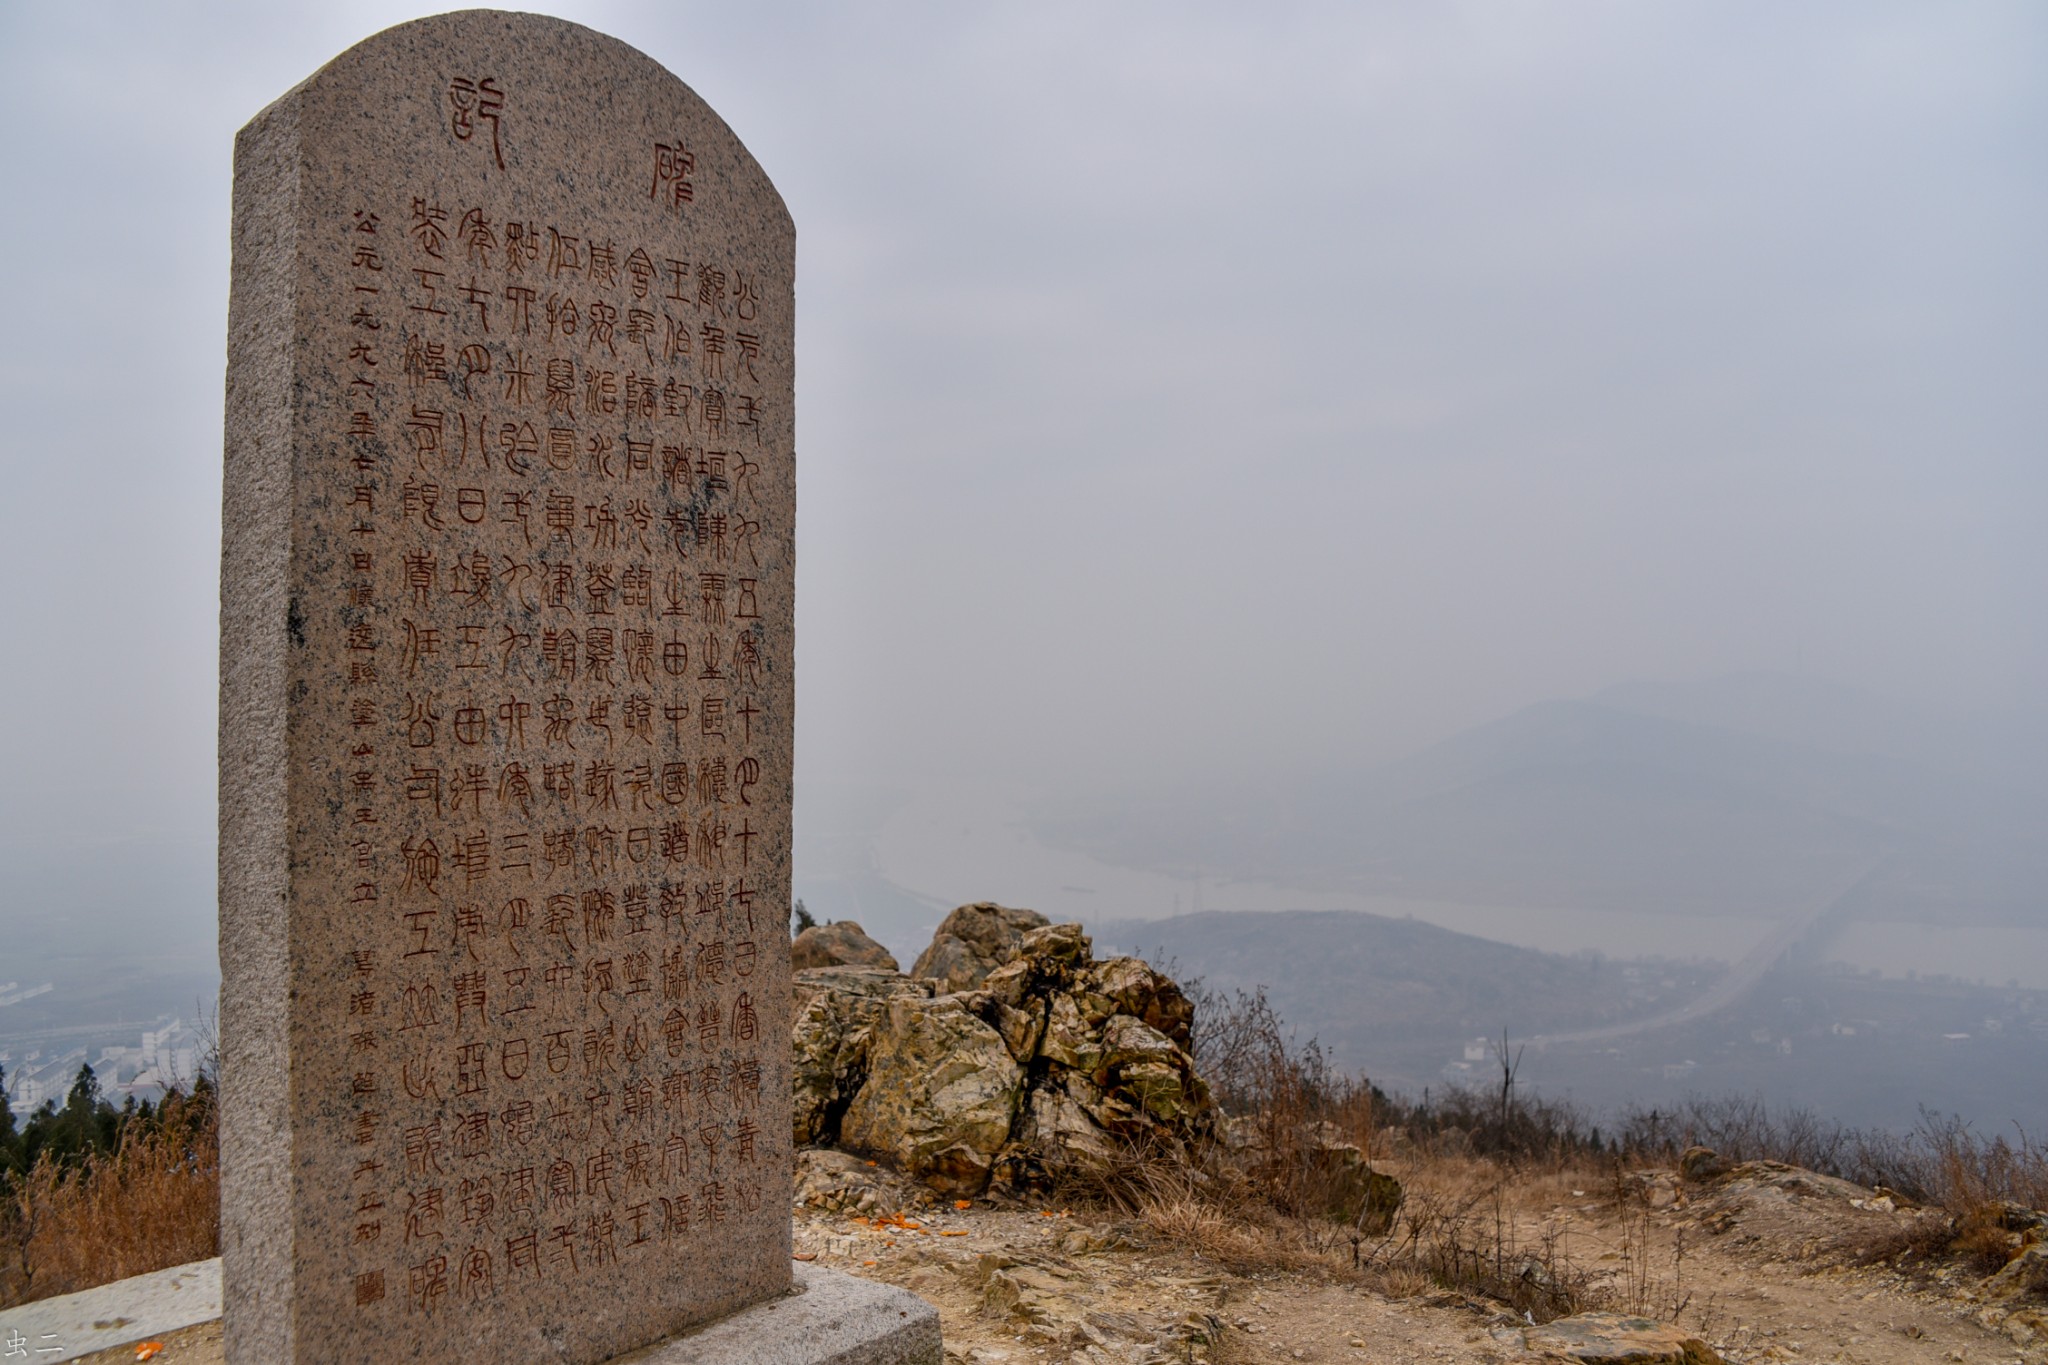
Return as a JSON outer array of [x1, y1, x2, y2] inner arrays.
[[1523, 1313, 1725, 1364], [839, 994, 1025, 1196], [909, 901, 1050, 992], [791, 919, 900, 972], [790, 966, 932, 1146]]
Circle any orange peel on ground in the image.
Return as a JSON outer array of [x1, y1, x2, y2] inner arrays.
[[136, 1347, 165, 1363]]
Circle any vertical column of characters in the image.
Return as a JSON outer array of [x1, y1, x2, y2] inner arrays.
[[583, 227, 667, 1271], [730, 254, 774, 1226], [714, 255, 771, 1226], [419, 193, 520, 1318], [648, 247, 701, 1255], [559, 221, 673, 1278], [529, 216, 603, 1288], [427, 67, 580, 1304], [513, 205, 604, 1293], [648, 231, 776, 1234], [389, 189, 467, 1320], [339, 206, 395, 1317], [647, 239, 711, 1244], [490, 196, 552, 1299]]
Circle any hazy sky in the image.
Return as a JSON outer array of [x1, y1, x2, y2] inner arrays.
[[0, 2, 2042, 917]]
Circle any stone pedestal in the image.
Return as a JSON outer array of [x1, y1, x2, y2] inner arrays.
[[618, 1263, 940, 1365]]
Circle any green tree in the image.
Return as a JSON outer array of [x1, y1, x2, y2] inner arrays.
[[21, 1065, 122, 1169], [0, 1063, 18, 1175]]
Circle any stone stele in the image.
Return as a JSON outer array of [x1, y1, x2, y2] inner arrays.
[[220, 12, 906, 1363]]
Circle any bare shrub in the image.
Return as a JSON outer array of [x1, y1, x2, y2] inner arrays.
[[1186, 984, 1393, 1230], [1614, 1093, 1852, 1172], [1078, 955, 2048, 1303]]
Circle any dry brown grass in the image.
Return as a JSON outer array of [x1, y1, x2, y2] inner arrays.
[[1138, 1192, 1302, 1272], [1351, 1153, 1598, 1320], [0, 1093, 219, 1308]]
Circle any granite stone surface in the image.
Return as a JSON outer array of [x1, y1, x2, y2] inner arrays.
[[0, 1258, 222, 1363], [0, 1260, 938, 1365], [617, 1263, 942, 1365], [221, 12, 796, 1362]]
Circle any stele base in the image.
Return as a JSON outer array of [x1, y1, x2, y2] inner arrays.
[[613, 1262, 940, 1365]]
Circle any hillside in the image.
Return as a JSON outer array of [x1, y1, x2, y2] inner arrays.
[[1040, 674, 2048, 929], [1090, 907, 1673, 1059]]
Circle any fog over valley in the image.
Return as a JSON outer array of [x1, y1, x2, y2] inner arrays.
[[2, 3, 2042, 1135]]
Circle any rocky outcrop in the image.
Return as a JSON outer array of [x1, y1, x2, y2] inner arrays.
[[908, 901, 1051, 993], [793, 920, 1214, 1197], [790, 966, 933, 1145], [839, 994, 1025, 1196], [791, 919, 900, 972], [1984, 1239, 2048, 1300], [1975, 1234, 2048, 1351], [1523, 1313, 1726, 1364]]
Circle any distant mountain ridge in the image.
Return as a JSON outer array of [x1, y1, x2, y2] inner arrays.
[[1039, 673, 2048, 928], [1088, 908, 1624, 1058]]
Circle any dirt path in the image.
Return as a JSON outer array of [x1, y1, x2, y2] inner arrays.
[[808, 1161, 2045, 1365], [66, 1164, 2048, 1365]]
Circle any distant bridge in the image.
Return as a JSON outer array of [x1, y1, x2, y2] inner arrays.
[[1525, 860, 1880, 1050]]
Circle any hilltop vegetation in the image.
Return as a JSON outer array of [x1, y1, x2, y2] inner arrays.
[[0, 1065, 219, 1307]]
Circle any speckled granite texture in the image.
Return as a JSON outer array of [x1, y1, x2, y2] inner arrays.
[[222, 12, 799, 1362], [618, 1263, 941, 1365]]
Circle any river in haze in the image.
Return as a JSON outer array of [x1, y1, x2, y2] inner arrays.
[[858, 785, 2048, 989]]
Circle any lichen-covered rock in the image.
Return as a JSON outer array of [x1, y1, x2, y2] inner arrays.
[[1116, 1060, 1191, 1123], [996, 1084, 1119, 1189], [839, 993, 1024, 1195], [790, 966, 932, 1146], [909, 901, 1051, 992], [1523, 1312, 1726, 1364], [998, 1000, 1045, 1064], [1017, 922, 1092, 978], [1214, 1118, 1401, 1231], [1984, 1239, 2048, 1301], [796, 915, 1215, 1198], [1039, 992, 1104, 1073], [1309, 1139, 1404, 1233], [981, 958, 1034, 1008], [1099, 1014, 1179, 1069], [1097, 1016, 1190, 1120], [791, 919, 899, 972], [1089, 955, 1195, 1051]]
